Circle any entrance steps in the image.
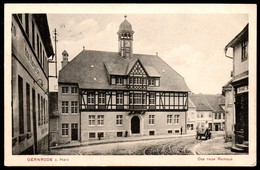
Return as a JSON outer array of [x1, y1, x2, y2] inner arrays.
[[231, 141, 249, 153]]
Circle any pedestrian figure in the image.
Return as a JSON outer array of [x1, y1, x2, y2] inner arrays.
[[180, 126, 183, 135], [125, 130, 128, 137], [98, 133, 102, 140]]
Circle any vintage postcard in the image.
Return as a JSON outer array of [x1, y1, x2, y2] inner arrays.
[[4, 4, 257, 166]]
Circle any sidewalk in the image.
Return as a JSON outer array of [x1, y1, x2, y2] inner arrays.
[[50, 133, 195, 150], [192, 136, 247, 155]]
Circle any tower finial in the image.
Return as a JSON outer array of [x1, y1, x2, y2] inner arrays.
[[124, 15, 127, 19]]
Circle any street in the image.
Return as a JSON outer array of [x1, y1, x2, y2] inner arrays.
[[48, 135, 205, 155]]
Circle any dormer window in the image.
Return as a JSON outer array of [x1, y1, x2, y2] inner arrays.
[[116, 77, 122, 85], [148, 78, 155, 86]]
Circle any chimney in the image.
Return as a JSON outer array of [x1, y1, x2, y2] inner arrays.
[[61, 50, 69, 68]]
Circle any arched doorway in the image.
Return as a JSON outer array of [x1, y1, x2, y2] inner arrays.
[[131, 116, 140, 134]]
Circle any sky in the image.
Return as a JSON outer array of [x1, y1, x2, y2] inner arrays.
[[47, 12, 248, 94]]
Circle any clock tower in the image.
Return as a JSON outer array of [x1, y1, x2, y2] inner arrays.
[[117, 15, 134, 59]]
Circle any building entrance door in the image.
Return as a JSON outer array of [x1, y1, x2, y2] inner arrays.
[[71, 123, 78, 141], [131, 116, 140, 134], [215, 124, 219, 131]]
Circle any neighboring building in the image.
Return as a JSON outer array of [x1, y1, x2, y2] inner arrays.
[[224, 24, 248, 152], [187, 98, 196, 133], [11, 14, 54, 154], [57, 16, 190, 144], [49, 92, 59, 147], [222, 80, 235, 142], [189, 94, 225, 131]]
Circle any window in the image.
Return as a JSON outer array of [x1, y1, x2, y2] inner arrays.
[[134, 93, 142, 104], [89, 132, 96, 138], [174, 115, 180, 124], [116, 115, 123, 125], [201, 112, 204, 118], [134, 77, 142, 85], [149, 131, 155, 136], [62, 101, 69, 113], [39, 43, 42, 65], [71, 101, 78, 113], [149, 115, 155, 125], [62, 124, 69, 136], [25, 14, 29, 37], [87, 92, 95, 105], [62, 87, 69, 93], [167, 115, 172, 124], [71, 87, 78, 94], [41, 96, 44, 125], [98, 92, 105, 105], [89, 115, 95, 125], [148, 78, 155, 86], [149, 93, 155, 104], [97, 115, 104, 126], [116, 93, 123, 105], [209, 112, 212, 118], [18, 76, 24, 134], [26, 83, 31, 132], [218, 113, 221, 119], [111, 77, 116, 85], [32, 20, 35, 49], [117, 132, 123, 137], [241, 41, 248, 62], [38, 94, 40, 125], [37, 34, 39, 58], [215, 113, 218, 119], [168, 130, 173, 134], [116, 77, 122, 85]]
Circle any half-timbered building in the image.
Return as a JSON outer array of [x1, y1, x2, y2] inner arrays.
[[57, 17, 190, 143]]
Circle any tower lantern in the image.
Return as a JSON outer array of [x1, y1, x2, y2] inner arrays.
[[117, 15, 134, 59]]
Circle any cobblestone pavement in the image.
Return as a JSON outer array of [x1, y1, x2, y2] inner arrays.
[[194, 136, 247, 155], [47, 136, 201, 155], [46, 131, 243, 155]]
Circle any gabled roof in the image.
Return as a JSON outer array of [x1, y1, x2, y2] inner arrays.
[[189, 94, 225, 112], [58, 50, 190, 92], [188, 98, 196, 108], [225, 23, 248, 51]]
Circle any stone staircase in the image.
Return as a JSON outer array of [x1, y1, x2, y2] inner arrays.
[[231, 141, 248, 153]]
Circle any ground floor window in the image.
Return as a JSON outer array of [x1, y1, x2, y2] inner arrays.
[[117, 132, 123, 137], [174, 115, 180, 124], [89, 132, 96, 138], [149, 131, 155, 136], [62, 124, 69, 136], [116, 115, 123, 125], [149, 115, 155, 125], [89, 115, 95, 125], [167, 115, 172, 124], [97, 115, 104, 126], [187, 124, 194, 130]]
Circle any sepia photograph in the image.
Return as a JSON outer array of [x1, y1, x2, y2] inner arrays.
[[4, 4, 256, 166]]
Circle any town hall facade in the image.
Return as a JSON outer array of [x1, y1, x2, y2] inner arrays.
[[57, 16, 190, 144]]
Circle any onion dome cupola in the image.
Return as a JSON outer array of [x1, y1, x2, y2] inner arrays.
[[117, 15, 134, 59]]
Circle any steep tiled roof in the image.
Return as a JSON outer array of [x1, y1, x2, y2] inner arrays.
[[189, 94, 212, 111], [188, 98, 196, 108], [58, 50, 190, 92], [189, 94, 225, 112]]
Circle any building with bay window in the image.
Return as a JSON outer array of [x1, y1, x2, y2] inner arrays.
[[57, 16, 190, 144], [11, 14, 54, 154]]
